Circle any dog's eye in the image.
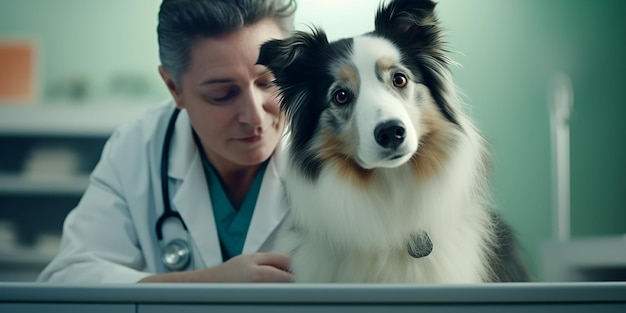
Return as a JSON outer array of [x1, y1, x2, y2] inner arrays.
[[333, 89, 351, 105], [393, 73, 408, 88]]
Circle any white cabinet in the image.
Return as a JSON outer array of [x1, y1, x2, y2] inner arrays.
[[0, 105, 150, 281]]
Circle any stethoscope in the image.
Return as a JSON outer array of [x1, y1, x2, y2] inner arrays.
[[155, 107, 192, 272]]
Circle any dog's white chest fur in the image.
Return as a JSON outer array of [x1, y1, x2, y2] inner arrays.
[[279, 136, 493, 283]]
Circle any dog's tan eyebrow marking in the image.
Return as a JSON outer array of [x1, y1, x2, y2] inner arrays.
[[337, 65, 358, 84], [376, 57, 396, 81], [336, 64, 359, 90]]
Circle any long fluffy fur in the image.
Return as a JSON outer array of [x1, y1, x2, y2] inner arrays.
[[258, 0, 528, 283]]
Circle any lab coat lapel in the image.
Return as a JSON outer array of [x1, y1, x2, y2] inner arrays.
[[168, 110, 223, 267], [242, 138, 290, 253]]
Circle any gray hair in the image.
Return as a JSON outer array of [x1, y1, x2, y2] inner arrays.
[[158, 0, 297, 87]]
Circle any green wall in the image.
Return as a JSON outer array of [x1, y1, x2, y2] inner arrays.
[[437, 0, 626, 278], [1, 0, 625, 280]]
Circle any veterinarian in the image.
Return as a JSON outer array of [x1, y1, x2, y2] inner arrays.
[[37, 0, 296, 283]]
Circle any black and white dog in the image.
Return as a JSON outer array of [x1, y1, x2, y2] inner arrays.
[[258, 0, 529, 283]]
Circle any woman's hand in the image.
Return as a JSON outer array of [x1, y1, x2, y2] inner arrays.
[[138, 252, 292, 283]]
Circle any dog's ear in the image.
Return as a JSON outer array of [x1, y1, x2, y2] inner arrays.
[[257, 29, 329, 84], [374, 0, 439, 50], [257, 29, 329, 115], [257, 37, 302, 80]]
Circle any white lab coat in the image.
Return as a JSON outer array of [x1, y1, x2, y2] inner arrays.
[[37, 100, 292, 283]]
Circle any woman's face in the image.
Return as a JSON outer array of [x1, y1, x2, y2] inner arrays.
[[163, 18, 285, 172]]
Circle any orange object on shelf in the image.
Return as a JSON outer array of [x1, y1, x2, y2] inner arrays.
[[0, 40, 37, 104]]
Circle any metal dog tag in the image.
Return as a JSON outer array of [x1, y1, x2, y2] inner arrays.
[[407, 231, 433, 258]]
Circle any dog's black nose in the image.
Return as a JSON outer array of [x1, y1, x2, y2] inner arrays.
[[374, 120, 406, 149]]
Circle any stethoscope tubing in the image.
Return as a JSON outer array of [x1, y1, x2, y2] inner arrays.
[[155, 107, 191, 271], [156, 107, 187, 240]]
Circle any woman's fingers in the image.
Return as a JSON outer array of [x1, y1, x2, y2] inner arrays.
[[253, 252, 291, 271]]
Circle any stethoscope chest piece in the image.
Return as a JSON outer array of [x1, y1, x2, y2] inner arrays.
[[162, 238, 191, 271]]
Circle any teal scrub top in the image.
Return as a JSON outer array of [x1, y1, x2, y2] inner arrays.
[[197, 139, 268, 261]]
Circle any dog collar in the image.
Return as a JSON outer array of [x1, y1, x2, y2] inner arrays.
[[407, 231, 433, 258]]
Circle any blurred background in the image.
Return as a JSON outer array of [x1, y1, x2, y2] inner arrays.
[[0, 0, 624, 282]]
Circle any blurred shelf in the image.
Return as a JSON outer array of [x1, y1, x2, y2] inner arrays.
[[0, 104, 130, 282], [0, 173, 89, 195], [0, 246, 56, 267], [541, 235, 626, 282], [0, 104, 153, 137], [0, 245, 57, 282]]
